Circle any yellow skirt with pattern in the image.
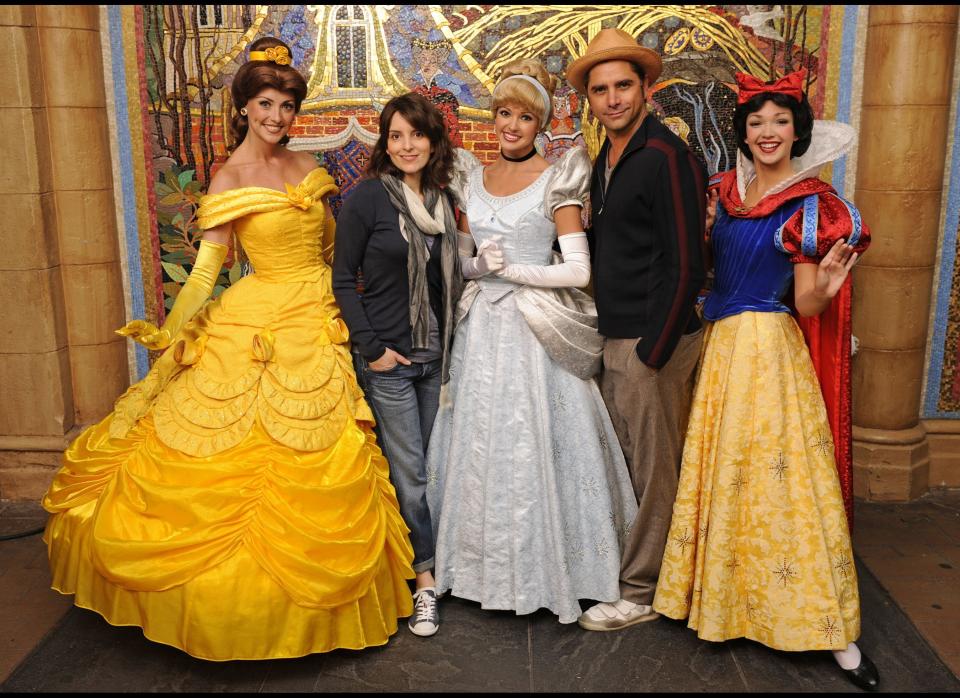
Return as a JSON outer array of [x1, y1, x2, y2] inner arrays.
[[42, 269, 415, 660], [652, 311, 860, 651]]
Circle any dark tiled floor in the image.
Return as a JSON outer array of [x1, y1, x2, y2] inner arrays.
[[2, 561, 958, 692], [1, 493, 959, 692], [0, 501, 71, 682], [852, 489, 960, 676]]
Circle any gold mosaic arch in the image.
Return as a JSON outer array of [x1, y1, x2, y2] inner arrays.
[[427, 5, 496, 94], [205, 5, 270, 79], [305, 5, 409, 104], [430, 5, 768, 86], [428, 5, 770, 156]]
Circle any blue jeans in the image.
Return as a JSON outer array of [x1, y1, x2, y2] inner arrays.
[[355, 352, 440, 573]]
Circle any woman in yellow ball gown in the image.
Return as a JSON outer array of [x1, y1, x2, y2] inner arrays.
[[41, 37, 414, 661]]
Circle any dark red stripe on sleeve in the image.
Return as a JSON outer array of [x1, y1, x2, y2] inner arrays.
[[645, 138, 695, 366]]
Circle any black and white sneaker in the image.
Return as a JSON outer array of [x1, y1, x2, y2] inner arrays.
[[408, 587, 439, 637]]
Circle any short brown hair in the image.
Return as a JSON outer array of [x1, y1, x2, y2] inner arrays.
[[367, 92, 454, 190], [229, 38, 306, 150]]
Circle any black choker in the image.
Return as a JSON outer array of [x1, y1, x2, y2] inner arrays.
[[502, 148, 537, 162]]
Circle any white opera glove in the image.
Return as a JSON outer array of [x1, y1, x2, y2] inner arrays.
[[459, 232, 505, 279], [495, 232, 591, 288]]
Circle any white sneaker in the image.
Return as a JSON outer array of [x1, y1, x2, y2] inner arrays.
[[408, 587, 439, 637], [577, 599, 660, 631]]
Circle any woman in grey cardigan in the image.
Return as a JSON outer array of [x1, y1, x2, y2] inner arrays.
[[333, 92, 461, 638]]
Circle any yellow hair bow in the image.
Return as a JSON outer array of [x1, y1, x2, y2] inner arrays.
[[249, 46, 291, 66]]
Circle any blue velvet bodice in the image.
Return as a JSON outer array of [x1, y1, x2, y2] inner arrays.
[[702, 198, 805, 322]]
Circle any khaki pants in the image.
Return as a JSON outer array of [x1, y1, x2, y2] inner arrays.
[[600, 329, 702, 605]]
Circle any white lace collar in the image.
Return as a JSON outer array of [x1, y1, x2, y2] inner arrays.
[[736, 120, 855, 200]]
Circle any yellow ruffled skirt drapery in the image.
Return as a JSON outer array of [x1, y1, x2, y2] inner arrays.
[[652, 311, 860, 651], [43, 267, 415, 661]]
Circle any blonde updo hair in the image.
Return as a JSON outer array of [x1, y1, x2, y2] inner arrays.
[[491, 59, 557, 130]]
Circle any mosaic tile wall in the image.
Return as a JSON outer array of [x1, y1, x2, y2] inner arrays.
[[101, 4, 865, 379], [924, 29, 960, 417]]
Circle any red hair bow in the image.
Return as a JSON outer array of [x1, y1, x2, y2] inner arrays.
[[735, 68, 807, 105]]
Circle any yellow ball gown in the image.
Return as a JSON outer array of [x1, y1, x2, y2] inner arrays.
[[42, 168, 415, 660], [652, 166, 869, 652]]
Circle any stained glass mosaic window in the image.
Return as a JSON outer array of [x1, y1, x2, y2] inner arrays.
[[334, 5, 368, 88]]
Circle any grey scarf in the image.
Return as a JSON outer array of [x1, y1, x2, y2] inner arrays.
[[380, 174, 463, 383]]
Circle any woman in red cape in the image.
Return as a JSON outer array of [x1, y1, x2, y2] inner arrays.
[[652, 70, 879, 691]]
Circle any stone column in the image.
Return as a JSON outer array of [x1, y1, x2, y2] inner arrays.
[[852, 5, 959, 500], [35, 6, 128, 421], [0, 5, 127, 500]]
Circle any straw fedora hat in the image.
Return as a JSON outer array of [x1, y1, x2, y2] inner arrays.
[[566, 28, 662, 94]]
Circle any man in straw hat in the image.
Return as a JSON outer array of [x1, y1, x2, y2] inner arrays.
[[567, 28, 707, 631]]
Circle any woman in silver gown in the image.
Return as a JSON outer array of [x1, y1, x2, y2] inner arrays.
[[425, 59, 638, 624]]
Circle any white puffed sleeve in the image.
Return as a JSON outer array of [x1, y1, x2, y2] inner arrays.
[[543, 146, 592, 220], [447, 147, 481, 210]]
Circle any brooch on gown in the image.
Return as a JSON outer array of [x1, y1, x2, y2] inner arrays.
[[284, 183, 315, 210]]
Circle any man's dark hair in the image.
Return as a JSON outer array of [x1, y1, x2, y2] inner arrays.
[[585, 60, 646, 91]]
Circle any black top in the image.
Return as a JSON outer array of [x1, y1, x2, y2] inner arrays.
[[332, 178, 444, 362], [587, 115, 707, 369]]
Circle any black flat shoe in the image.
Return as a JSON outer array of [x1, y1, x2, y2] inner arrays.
[[843, 652, 879, 691]]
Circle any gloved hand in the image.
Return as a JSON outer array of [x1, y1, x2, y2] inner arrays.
[[459, 232, 505, 279], [117, 239, 228, 350], [495, 232, 591, 288]]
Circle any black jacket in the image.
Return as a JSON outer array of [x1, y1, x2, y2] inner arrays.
[[332, 179, 444, 362], [588, 115, 707, 369]]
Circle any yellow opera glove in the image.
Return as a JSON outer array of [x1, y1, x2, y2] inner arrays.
[[116, 240, 228, 350]]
